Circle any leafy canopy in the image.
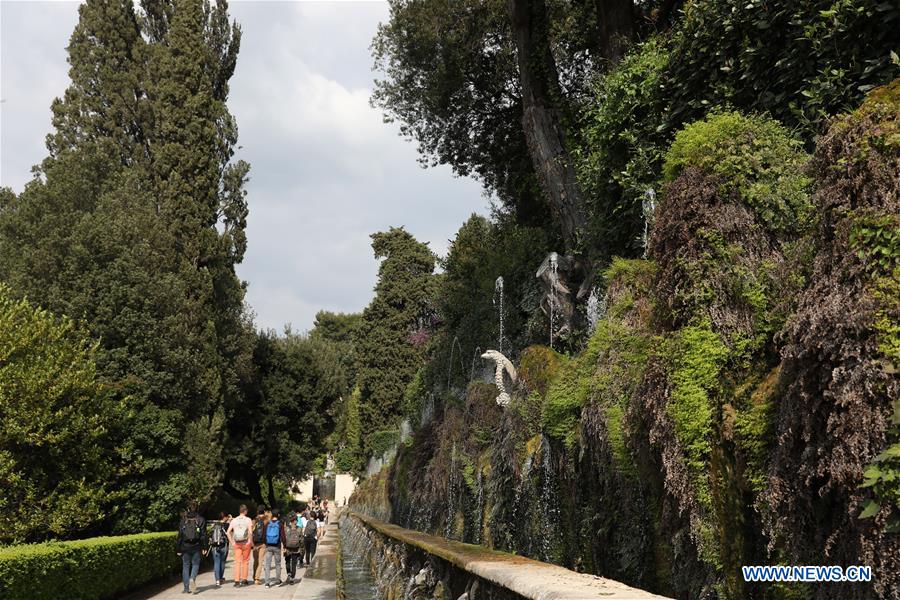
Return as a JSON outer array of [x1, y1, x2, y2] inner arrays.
[[0, 287, 129, 543]]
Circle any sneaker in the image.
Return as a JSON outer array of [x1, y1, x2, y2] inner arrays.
[[216, 580, 221, 587], [234, 581, 240, 587], [265, 582, 271, 588], [242, 580, 250, 586], [189, 579, 197, 594]]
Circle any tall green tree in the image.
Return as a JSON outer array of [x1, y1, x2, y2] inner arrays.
[[0, 0, 250, 531], [311, 310, 362, 390], [433, 214, 548, 389], [355, 228, 437, 442], [223, 331, 346, 506], [371, 0, 659, 240], [0, 287, 129, 543]]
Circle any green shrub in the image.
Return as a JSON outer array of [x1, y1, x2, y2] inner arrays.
[[579, 37, 672, 257], [860, 425, 900, 533], [604, 404, 635, 477], [542, 348, 588, 446], [402, 367, 428, 419], [733, 367, 781, 494], [663, 0, 899, 139], [872, 271, 900, 365], [850, 214, 900, 275], [366, 429, 401, 459], [0, 286, 129, 543], [663, 112, 812, 234], [0, 532, 178, 600]]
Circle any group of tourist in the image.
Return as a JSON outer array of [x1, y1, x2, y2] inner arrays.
[[175, 496, 331, 594]]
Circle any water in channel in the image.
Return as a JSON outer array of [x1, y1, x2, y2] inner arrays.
[[340, 525, 379, 599]]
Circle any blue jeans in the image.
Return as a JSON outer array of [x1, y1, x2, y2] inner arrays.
[[212, 545, 229, 581], [181, 548, 201, 591]]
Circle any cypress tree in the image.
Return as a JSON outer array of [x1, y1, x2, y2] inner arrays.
[[354, 228, 436, 443], [0, 0, 250, 531]]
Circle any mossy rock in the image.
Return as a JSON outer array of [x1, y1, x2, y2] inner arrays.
[[519, 345, 566, 397], [661, 324, 730, 508], [603, 258, 657, 327]]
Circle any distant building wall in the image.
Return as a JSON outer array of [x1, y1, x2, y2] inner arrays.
[[292, 477, 313, 502], [335, 473, 357, 506], [292, 473, 356, 506]]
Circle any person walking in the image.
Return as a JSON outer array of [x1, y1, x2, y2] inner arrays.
[[251, 505, 268, 585], [303, 511, 318, 567], [263, 508, 286, 587], [297, 510, 309, 565], [317, 506, 327, 538], [283, 511, 303, 584], [227, 504, 254, 587], [176, 501, 208, 595], [210, 512, 231, 586]]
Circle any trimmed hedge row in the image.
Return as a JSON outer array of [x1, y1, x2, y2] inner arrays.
[[0, 532, 179, 600]]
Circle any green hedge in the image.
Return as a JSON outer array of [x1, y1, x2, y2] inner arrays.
[[0, 532, 179, 600]]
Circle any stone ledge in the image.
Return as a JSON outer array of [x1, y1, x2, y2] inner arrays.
[[347, 510, 671, 600]]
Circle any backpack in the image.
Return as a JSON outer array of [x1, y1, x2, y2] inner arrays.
[[252, 517, 266, 544], [304, 519, 317, 539], [211, 522, 227, 547], [285, 524, 302, 550], [266, 520, 281, 545], [181, 516, 201, 545], [232, 519, 249, 543]]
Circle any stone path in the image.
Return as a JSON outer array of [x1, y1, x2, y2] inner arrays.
[[131, 518, 338, 600]]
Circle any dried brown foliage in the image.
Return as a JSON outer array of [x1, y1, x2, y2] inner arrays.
[[763, 80, 900, 598], [648, 166, 787, 348]]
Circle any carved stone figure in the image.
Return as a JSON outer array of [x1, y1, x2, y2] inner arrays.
[[535, 251, 590, 342], [481, 350, 517, 407]]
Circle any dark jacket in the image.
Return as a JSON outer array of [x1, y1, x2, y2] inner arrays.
[[264, 518, 286, 548], [176, 511, 208, 553]]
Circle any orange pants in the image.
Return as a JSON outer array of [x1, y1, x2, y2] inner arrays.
[[233, 542, 251, 582]]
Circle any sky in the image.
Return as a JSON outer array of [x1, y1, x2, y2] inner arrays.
[[0, 0, 490, 332]]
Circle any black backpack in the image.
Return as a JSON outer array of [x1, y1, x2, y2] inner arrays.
[[181, 516, 201, 545], [252, 517, 266, 544]]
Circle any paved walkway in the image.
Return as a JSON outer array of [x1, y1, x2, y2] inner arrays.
[[132, 518, 338, 600]]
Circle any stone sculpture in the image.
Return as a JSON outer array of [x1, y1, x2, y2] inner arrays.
[[481, 350, 517, 407]]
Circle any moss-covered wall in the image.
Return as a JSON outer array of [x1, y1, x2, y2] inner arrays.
[[350, 82, 900, 600]]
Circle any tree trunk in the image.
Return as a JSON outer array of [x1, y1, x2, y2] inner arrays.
[[222, 477, 252, 501], [226, 463, 265, 506], [266, 474, 277, 508], [593, 0, 634, 66], [508, 0, 588, 255]]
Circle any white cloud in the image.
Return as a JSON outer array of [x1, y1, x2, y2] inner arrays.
[[1, 1, 490, 333]]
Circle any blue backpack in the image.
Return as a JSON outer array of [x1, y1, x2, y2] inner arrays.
[[266, 520, 281, 545]]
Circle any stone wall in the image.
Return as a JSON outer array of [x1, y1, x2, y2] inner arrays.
[[340, 510, 669, 600]]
